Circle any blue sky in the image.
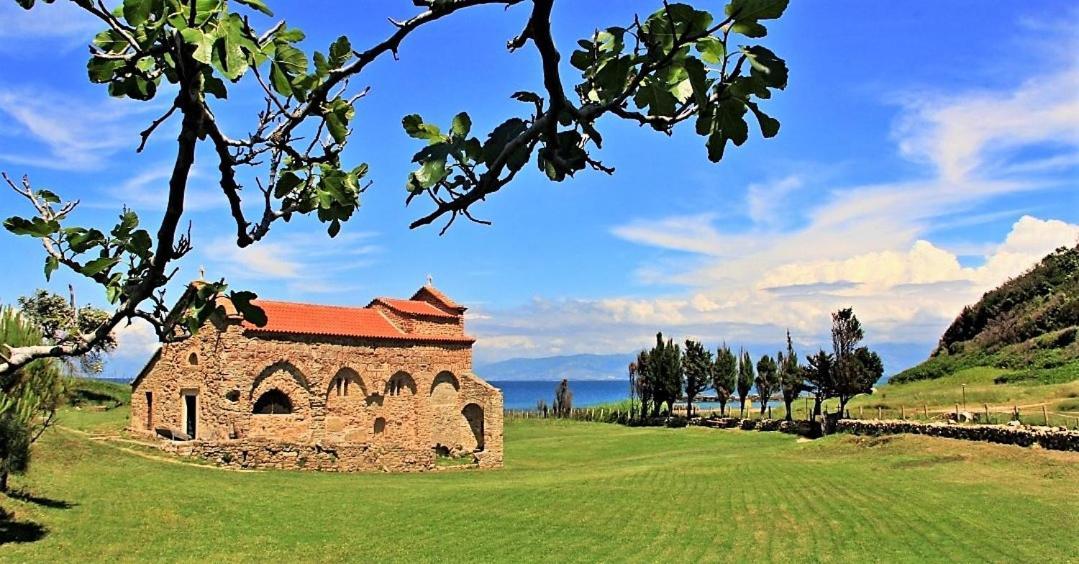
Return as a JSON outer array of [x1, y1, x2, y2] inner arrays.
[[0, 1, 1076, 371]]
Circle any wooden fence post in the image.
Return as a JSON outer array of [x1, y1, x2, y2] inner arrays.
[[1042, 405, 1049, 427], [900, 405, 905, 420], [877, 406, 882, 420], [859, 406, 863, 419], [923, 404, 928, 419]]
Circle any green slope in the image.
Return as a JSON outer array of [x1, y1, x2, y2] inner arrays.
[[893, 244, 1079, 385]]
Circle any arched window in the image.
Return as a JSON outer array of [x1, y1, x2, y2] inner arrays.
[[253, 389, 293, 415], [386, 373, 415, 397], [373, 417, 386, 434], [188, 352, 199, 365]]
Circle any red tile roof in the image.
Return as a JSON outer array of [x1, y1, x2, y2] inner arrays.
[[241, 300, 473, 343], [412, 285, 465, 312], [371, 297, 457, 319]]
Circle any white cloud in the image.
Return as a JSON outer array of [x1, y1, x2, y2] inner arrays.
[[85, 164, 224, 213], [746, 175, 804, 227], [0, 2, 98, 45], [0, 87, 155, 170], [202, 231, 381, 295], [110, 319, 161, 360], [474, 65, 1079, 364]]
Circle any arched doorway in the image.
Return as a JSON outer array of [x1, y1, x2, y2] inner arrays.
[[461, 403, 484, 451]]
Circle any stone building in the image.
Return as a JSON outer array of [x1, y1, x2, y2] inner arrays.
[[130, 283, 503, 471]]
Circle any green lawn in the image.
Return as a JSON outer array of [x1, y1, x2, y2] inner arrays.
[[1, 409, 1077, 562]]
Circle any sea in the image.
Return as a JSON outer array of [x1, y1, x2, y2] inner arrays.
[[491, 380, 630, 410], [491, 380, 782, 412]]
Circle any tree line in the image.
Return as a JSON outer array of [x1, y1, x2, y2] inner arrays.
[[629, 308, 883, 422]]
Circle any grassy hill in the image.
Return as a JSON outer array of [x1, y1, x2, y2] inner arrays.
[[1, 406, 1076, 561], [892, 244, 1079, 386]]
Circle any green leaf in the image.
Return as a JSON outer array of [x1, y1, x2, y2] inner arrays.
[[684, 57, 711, 106], [67, 228, 106, 253], [742, 45, 788, 89], [327, 219, 341, 238], [746, 101, 780, 137], [695, 37, 726, 65], [328, 36, 352, 68], [401, 114, 443, 141], [192, 0, 222, 26], [324, 98, 354, 144], [450, 112, 471, 137], [203, 73, 228, 99], [274, 171, 303, 198], [36, 189, 60, 204], [122, 0, 151, 26], [233, 0, 273, 16], [230, 290, 267, 326], [181, 28, 214, 64], [633, 79, 678, 117], [4, 216, 59, 237], [44, 256, 58, 281], [410, 157, 448, 190], [725, 0, 788, 22], [114, 209, 139, 236], [482, 118, 528, 169], [80, 257, 119, 277], [511, 91, 542, 104], [705, 99, 749, 162], [269, 62, 293, 97], [731, 21, 767, 38], [87, 57, 121, 83]]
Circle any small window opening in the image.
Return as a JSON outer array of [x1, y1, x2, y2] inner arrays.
[[373, 417, 386, 434], [188, 352, 199, 365]]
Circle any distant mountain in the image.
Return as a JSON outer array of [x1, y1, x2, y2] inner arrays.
[[893, 244, 1079, 384], [477, 353, 635, 382]]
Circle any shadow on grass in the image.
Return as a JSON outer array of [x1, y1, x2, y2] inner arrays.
[[0, 507, 47, 545], [7, 489, 77, 510], [0, 518, 47, 544]]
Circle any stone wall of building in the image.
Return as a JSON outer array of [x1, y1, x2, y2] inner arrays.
[[130, 314, 503, 471], [163, 439, 439, 472]]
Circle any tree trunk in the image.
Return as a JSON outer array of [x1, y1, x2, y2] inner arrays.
[[720, 399, 727, 417], [739, 398, 746, 418], [0, 470, 8, 493], [784, 399, 794, 422], [812, 395, 823, 419], [687, 396, 693, 419]]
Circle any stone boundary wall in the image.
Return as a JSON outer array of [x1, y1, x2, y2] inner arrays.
[[692, 416, 1079, 452], [695, 417, 820, 437], [835, 419, 1079, 452], [160, 439, 466, 472]]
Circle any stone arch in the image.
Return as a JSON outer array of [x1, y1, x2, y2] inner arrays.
[[430, 371, 461, 449], [250, 360, 312, 401], [325, 367, 372, 442], [429, 371, 459, 403], [385, 371, 416, 396], [327, 367, 368, 400], [187, 351, 199, 366], [246, 361, 313, 441], [462, 403, 485, 451], [384, 371, 418, 445]]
